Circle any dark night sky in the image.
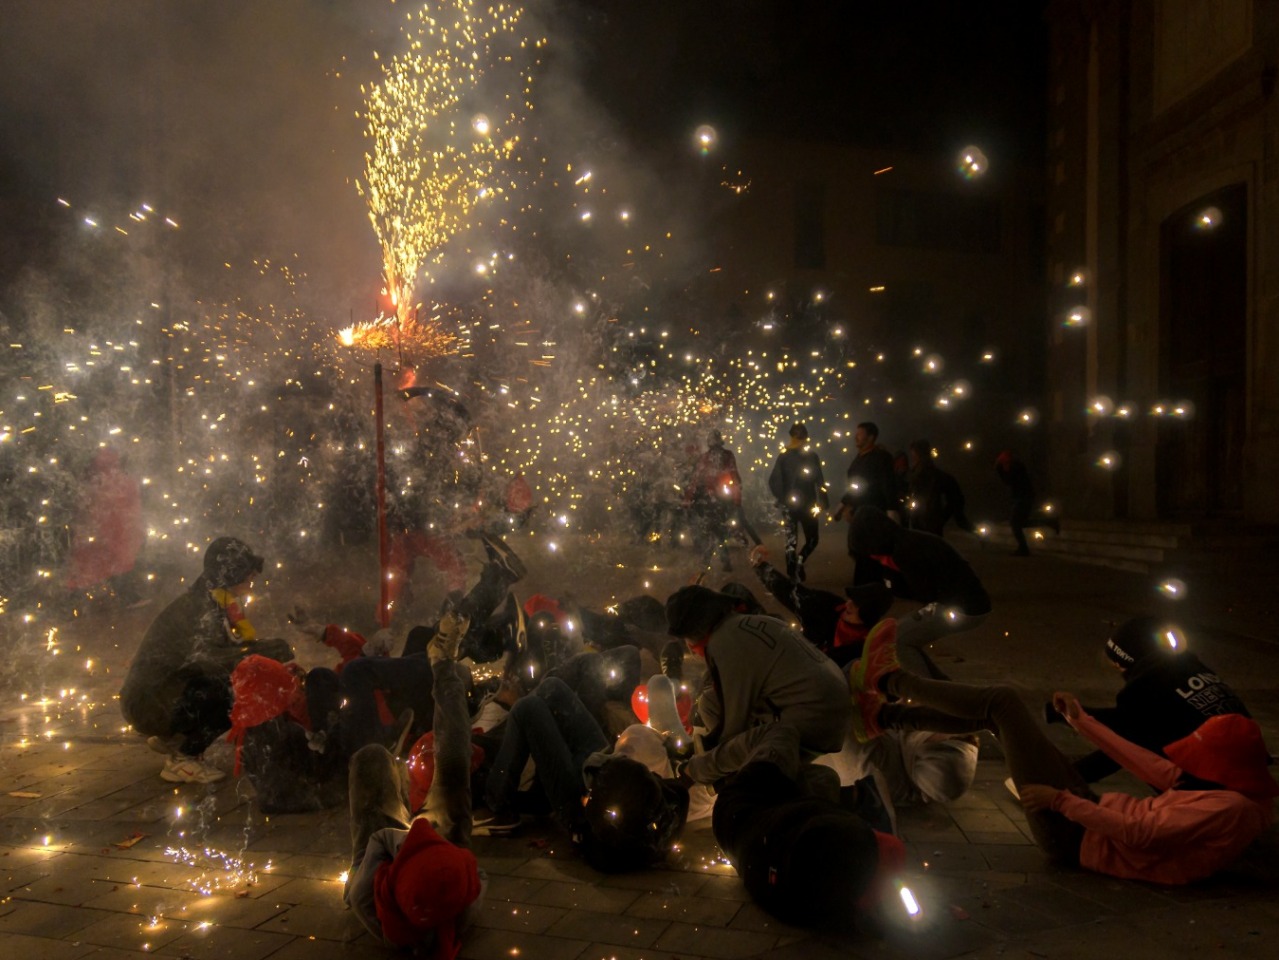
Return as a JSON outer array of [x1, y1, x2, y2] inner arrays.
[[0, 0, 1047, 314]]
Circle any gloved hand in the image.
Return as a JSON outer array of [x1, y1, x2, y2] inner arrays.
[[362, 628, 396, 657], [286, 606, 326, 643]]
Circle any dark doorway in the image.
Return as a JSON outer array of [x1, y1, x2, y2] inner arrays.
[[1156, 183, 1247, 518]]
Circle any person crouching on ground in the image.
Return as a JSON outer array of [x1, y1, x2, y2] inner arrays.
[[120, 536, 293, 784], [664, 584, 850, 785]]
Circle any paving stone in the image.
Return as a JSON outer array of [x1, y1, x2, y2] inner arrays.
[[266, 876, 345, 906], [545, 908, 670, 948], [0, 898, 117, 937], [476, 898, 570, 934], [67, 910, 193, 951], [263, 933, 390, 960], [0, 930, 101, 960], [653, 919, 776, 959], [151, 922, 295, 960], [457, 926, 590, 960], [254, 901, 365, 941], [625, 890, 742, 927], [725, 901, 809, 937], [484, 873, 548, 903], [597, 869, 709, 896], [695, 874, 752, 902], [525, 880, 641, 913]]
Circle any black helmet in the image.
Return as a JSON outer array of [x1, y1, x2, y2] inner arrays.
[[1105, 617, 1186, 668], [203, 537, 264, 589]]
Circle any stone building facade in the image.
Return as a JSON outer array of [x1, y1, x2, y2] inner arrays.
[[1045, 0, 1279, 521]]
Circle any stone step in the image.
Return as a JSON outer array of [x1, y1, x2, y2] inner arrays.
[[1062, 518, 1194, 539], [975, 529, 1158, 574], [1056, 526, 1183, 550]]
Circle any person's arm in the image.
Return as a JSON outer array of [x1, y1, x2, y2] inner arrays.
[[1068, 710, 1182, 791], [767, 457, 784, 503], [1051, 693, 1181, 790], [752, 562, 799, 615], [1051, 789, 1261, 852]]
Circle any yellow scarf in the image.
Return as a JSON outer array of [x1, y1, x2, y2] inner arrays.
[[211, 587, 257, 641]]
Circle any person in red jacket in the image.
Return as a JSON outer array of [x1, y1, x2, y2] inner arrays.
[[848, 621, 1277, 882], [65, 448, 146, 603]]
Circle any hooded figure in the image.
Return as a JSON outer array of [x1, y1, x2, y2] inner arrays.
[[121, 537, 292, 769], [1057, 617, 1252, 783]]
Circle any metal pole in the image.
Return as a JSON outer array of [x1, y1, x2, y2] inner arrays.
[[374, 361, 390, 626]]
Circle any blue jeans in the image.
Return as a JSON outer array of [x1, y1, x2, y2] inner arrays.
[[484, 678, 607, 820]]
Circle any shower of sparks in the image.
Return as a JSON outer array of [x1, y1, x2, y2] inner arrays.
[[164, 845, 270, 896], [350, 0, 541, 356]]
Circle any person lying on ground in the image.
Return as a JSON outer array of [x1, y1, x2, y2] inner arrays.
[[1046, 616, 1252, 783], [343, 622, 485, 955], [749, 544, 893, 667], [847, 620, 1278, 883], [712, 722, 907, 926]]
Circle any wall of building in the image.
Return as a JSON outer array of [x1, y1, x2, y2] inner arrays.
[[1045, 0, 1279, 522]]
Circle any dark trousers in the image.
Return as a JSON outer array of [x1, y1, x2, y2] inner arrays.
[[171, 669, 234, 757], [484, 678, 607, 822], [881, 674, 1089, 864], [1010, 497, 1056, 553], [782, 508, 819, 570]]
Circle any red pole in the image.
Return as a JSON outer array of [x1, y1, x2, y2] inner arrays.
[[374, 361, 391, 627]]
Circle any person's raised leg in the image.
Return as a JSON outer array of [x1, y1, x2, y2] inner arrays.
[[347, 744, 411, 874], [881, 672, 1086, 861], [423, 659, 473, 846]]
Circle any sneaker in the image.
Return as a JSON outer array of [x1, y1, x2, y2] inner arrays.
[[160, 754, 226, 784], [472, 808, 521, 837], [849, 688, 885, 744], [428, 611, 471, 663], [479, 533, 527, 583], [848, 619, 900, 694]]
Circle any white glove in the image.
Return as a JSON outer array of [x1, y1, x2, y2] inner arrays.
[[362, 628, 396, 658]]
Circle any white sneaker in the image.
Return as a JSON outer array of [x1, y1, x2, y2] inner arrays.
[[161, 754, 226, 784]]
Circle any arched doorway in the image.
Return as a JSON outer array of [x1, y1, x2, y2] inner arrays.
[[1156, 183, 1247, 518]]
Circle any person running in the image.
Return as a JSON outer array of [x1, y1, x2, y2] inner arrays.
[[995, 450, 1060, 556], [767, 423, 828, 582]]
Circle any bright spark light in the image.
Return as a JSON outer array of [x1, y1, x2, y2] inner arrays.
[[349, 0, 538, 355]]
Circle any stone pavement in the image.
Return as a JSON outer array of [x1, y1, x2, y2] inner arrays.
[[3, 526, 1279, 960]]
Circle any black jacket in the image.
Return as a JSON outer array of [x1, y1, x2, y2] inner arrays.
[[768, 447, 828, 513], [849, 507, 990, 614], [843, 446, 898, 512], [1073, 651, 1251, 782]]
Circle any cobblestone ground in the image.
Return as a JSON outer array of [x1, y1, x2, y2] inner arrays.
[[4, 526, 1278, 959]]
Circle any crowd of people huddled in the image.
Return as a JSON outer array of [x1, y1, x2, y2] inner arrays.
[[118, 422, 1276, 955]]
